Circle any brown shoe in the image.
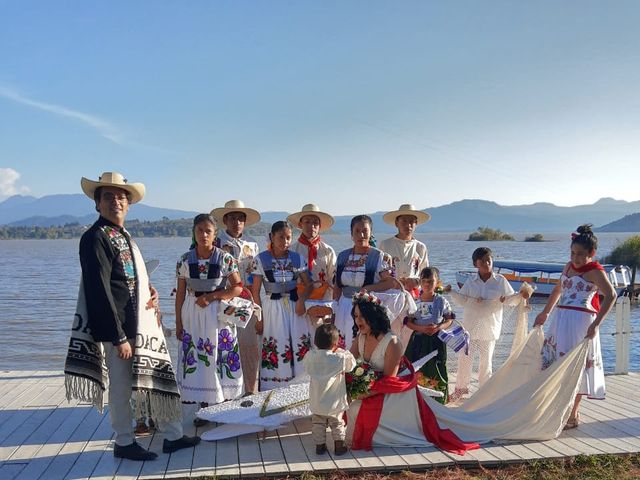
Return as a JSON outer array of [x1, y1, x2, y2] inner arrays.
[[334, 440, 348, 456], [134, 421, 151, 436], [563, 413, 580, 430], [316, 443, 327, 455]]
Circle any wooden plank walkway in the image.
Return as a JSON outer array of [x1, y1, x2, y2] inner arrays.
[[0, 370, 638, 480]]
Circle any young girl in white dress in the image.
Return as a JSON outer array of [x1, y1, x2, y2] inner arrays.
[[175, 214, 243, 423], [252, 221, 313, 390], [534, 224, 617, 429]]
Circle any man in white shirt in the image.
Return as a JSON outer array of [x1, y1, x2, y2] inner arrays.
[[287, 204, 337, 303], [212, 200, 261, 395], [379, 204, 430, 294]]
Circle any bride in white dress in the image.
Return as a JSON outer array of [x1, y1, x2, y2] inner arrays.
[[345, 291, 593, 452], [346, 292, 477, 453]]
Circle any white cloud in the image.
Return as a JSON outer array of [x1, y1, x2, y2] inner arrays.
[[0, 85, 124, 145], [0, 168, 30, 196]]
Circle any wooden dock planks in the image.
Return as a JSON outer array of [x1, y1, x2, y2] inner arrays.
[[0, 371, 637, 479]]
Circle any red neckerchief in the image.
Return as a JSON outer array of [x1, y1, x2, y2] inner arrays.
[[570, 261, 604, 273], [298, 234, 321, 271], [352, 358, 479, 455]]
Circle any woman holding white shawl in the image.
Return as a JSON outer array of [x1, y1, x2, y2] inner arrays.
[[175, 214, 243, 420], [534, 225, 616, 429]]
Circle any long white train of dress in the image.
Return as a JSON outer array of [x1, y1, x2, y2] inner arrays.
[[198, 327, 589, 446], [346, 327, 587, 446]]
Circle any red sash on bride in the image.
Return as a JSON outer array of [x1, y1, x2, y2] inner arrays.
[[352, 358, 480, 455]]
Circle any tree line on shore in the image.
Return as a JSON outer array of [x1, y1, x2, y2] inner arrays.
[[0, 217, 272, 240], [467, 227, 545, 242]]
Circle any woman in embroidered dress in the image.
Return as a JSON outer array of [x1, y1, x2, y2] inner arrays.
[[252, 221, 313, 390], [404, 267, 454, 404], [334, 215, 396, 350], [534, 224, 616, 429], [175, 214, 243, 421]]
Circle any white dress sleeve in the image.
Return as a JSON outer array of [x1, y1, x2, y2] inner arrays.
[[252, 254, 266, 278]]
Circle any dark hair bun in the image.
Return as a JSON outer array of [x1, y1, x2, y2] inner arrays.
[[576, 224, 593, 235]]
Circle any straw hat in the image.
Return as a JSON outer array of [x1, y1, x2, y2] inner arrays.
[[382, 204, 431, 225], [81, 171, 145, 204], [287, 204, 335, 232], [211, 200, 261, 226]]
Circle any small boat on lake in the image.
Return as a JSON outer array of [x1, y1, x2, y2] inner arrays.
[[456, 260, 632, 298]]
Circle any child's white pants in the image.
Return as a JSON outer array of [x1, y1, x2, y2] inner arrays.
[[312, 413, 346, 444]]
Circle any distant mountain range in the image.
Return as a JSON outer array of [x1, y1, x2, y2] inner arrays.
[[1, 194, 639, 233], [598, 213, 640, 232]]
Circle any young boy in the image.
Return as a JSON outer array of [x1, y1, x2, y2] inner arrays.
[[379, 204, 430, 296], [303, 323, 356, 455], [452, 247, 516, 400]]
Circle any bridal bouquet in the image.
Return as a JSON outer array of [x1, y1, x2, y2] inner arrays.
[[345, 360, 380, 401]]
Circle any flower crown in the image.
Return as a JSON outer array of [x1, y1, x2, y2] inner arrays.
[[352, 290, 382, 305]]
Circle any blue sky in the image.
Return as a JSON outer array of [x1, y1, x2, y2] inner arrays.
[[1, 1, 639, 215]]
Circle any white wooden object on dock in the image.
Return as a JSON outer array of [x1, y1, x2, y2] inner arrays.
[[0, 370, 638, 480], [615, 295, 631, 374]]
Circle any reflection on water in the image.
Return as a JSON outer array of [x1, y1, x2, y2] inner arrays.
[[1, 232, 638, 372]]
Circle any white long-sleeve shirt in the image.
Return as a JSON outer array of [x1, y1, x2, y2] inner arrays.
[[303, 348, 357, 416], [458, 272, 514, 341]]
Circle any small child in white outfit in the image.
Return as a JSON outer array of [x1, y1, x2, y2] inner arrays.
[[303, 323, 357, 455]]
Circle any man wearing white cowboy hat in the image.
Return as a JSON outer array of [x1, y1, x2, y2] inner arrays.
[[287, 204, 337, 303], [379, 204, 431, 293], [69, 171, 199, 461], [212, 199, 261, 395]]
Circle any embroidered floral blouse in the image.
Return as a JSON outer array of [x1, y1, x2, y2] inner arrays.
[[79, 216, 139, 345], [176, 249, 238, 291]]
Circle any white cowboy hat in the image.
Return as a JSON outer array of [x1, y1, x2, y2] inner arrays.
[[382, 204, 431, 225], [211, 200, 261, 227], [287, 204, 335, 232], [81, 171, 145, 204]]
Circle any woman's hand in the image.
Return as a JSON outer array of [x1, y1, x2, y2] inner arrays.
[[295, 299, 306, 316], [255, 320, 264, 335], [175, 321, 184, 341], [196, 294, 213, 308], [423, 324, 439, 336], [585, 322, 599, 339], [400, 277, 418, 290], [147, 285, 159, 310], [534, 312, 549, 327]]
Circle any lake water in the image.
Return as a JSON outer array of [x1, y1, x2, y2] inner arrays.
[[0, 232, 638, 373]]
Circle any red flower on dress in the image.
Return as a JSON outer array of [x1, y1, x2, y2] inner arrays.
[[282, 345, 294, 364], [269, 352, 278, 366]]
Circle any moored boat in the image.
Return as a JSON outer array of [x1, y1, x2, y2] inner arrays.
[[456, 260, 632, 298]]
